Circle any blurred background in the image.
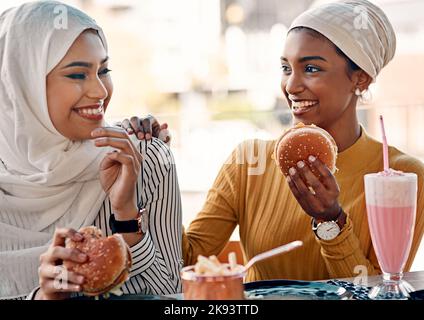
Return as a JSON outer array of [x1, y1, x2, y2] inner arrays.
[[1, 0, 423, 270]]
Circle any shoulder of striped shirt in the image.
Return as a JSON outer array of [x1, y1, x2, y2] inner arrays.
[[138, 138, 175, 170]]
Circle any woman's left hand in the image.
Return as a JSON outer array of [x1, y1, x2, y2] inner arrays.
[[286, 155, 341, 221], [92, 127, 142, 218]]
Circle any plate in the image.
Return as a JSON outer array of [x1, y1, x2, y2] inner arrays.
[[409, 289, 424, 300], [244, 279, 351, 300]]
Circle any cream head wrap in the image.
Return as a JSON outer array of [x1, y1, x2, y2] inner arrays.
[[0, 1, 109, 298], [288, 0, 396, 80]]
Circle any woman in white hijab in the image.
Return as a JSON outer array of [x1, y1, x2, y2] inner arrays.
[[0, 1, 182, 299], [130, 0, 424, 291]]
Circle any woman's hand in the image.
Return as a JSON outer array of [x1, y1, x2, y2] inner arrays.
[[36, 228, 87, 300], [92, 127, 142, 218], [286, 155, 342, 221], [116, 115, 170, 144]]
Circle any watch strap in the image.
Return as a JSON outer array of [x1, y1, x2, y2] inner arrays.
[[109, 213, 139, 234], [314, 207, 343, 225], [109, 207, 148, 234]]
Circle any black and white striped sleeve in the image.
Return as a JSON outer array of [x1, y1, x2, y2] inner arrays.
[[128, 138, 183, 294], [94, 137, 183, 295]]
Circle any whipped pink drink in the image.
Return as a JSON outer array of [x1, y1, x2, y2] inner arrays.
[[364, 170, 417, 274]]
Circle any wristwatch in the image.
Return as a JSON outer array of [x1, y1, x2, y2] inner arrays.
[[312, 208, 344, 241], [109, 207, 148, 234]]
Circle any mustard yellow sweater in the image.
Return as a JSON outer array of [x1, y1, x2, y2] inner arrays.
[[183, 127, 424, 282]]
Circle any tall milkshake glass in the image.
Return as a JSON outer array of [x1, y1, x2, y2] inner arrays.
[[364, 115, 418, 299], [364, 171, 417, 299]]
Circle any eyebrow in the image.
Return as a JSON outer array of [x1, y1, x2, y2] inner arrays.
[[280, 56, 327, 63], [62, 56, 109, 69]]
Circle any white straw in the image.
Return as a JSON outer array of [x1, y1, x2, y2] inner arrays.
[[243, 240, 303, 271]]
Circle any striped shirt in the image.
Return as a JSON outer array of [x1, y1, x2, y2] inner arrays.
[[18, 138, 182, 299]]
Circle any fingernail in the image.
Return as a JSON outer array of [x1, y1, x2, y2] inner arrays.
[[79, 254, 87, 261], [286, 176, 291, 183], [297, 161, 305, 169], [74, 233, 83, 241], [289, 167, 296, 176], [91, 128, 102, 137], [308, 155, 316, 162], [77, 276, 85, 284]]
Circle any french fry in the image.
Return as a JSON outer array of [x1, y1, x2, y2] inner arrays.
[[228, 252, 237, 270], [194, 252, 243, 276]]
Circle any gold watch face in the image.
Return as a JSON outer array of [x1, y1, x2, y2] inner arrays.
[[316, 221, 340, 240]]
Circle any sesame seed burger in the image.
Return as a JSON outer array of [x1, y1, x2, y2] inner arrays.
[[274, 123, 338, 176], [64, 226, 132, 297]]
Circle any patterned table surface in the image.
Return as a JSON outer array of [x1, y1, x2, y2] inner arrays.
[[339, 270, 424, 291], [164, 271, 424, 300]]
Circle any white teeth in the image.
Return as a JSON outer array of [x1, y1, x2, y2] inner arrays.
[[291, 100, 318, 111], [76, 105, 103, 116]]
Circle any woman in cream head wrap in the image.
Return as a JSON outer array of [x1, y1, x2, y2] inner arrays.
[[280, 0, 399, 220], [0, 1, 182, 299], [277, 0, 423, 283], [172, 0, 424, 288]]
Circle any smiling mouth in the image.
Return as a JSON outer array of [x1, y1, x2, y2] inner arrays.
[[291, 100, 318, 115], [73, 104, 104, 121]]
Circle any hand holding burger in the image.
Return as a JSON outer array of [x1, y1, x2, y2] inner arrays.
[[37, 228, 88, 300], [36, 226, 131, 299], [274, 122, 338, 177], [274, 123, 345, 223]]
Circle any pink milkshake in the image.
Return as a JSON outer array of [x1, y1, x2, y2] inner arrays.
[[364, 169, 417, 299]]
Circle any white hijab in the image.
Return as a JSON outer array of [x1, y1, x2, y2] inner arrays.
[[0, 1, 109, 298]]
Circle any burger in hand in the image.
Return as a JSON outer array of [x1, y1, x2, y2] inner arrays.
[[274, 122, 338, 177], [64, 226, 132, 297]]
